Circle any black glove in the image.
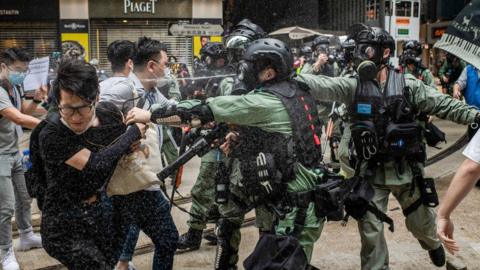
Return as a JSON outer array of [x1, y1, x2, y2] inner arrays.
[[150, 104, 214, 127]]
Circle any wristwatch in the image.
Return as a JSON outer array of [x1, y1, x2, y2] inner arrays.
[[32, 99, 42, 104]]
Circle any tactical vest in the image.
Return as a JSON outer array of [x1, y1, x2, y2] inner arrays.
[[348, 70, 424, 163], [264, 80, 324, 168], [233, 80, 323, 181]]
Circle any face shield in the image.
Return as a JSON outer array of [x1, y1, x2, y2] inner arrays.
[[225, 35, 251, 50]]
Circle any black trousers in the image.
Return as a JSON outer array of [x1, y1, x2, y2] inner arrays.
[[41, 193, 126, 270]]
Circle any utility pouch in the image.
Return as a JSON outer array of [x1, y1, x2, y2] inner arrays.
[[417, 177, 439, 208], [215, 161, 231, 204], [383, 122, 422, 157], [314, 174, 345, 220], [350, 121, 378, 160], [344, 177, 374, 220], [424, 122, 446, 148], [240, 152, 282, 199]]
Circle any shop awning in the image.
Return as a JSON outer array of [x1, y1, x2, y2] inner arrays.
[[269, 26, 333, 40]]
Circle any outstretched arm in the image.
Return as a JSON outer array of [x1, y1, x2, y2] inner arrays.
[[409, 76, 479, 124]]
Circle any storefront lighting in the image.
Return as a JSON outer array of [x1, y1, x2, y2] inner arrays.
[[123, 20, 128, 23]]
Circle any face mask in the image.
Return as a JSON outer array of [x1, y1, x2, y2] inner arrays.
[[60, 106, 96, 135], [152, 73, 168, 88], [8, 71, 27, 85]]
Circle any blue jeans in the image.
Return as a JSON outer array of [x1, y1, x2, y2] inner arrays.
[[116, 190, 178, 270]]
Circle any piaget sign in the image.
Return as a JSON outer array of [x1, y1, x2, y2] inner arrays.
[[89, 0, 192, 19], [124, 0, 158, 14]]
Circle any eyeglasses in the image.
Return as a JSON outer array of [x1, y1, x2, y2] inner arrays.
[[58, 103, 95, 117]]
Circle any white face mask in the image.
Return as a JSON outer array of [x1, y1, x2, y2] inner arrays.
[[60, 108, 97, 135]]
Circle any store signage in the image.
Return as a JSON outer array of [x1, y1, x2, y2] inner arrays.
[[0, 0, 59, 20], [60, 20, 89, 33], [169, 24, 223, 36], [0, 9, 19, 16], [124, 0, 158, 14], [89, 0, 191, 19], [397, 28, 410, 36]]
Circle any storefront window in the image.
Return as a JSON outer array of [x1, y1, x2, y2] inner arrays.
[[0, 21, 59, 58], [413, 2, 419, 17], [366, 0, 380, 21], [396, 1, 412, 17], [385, 1, 392, 16]]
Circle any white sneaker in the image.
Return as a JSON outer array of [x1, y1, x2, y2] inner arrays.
[[18, 231, 42, 251], [1, 247, 20, 270]]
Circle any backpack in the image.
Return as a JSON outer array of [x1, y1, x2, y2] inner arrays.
[[25, 113, 59, 211]]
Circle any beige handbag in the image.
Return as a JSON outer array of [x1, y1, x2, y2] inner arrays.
[[106, 84, 164, 196], [106, 123, 163, 196]]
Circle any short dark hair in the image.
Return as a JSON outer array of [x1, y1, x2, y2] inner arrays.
[[107, 40, 137, 73], [0, 47, 32, 65], [134, 36, 167, 69], [52, 60, 99, 104]]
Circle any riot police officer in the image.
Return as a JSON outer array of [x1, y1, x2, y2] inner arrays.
[[177, 42, 229, 252], [439, 52, 465, 96], [301, 35, 339, 77], [127, 38, 328, 270], [293, 23, 480, 270], [399, 40, 435, 87]]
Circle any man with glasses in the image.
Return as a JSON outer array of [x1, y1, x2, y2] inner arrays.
[[0, 47, 46, 270], [116, 36, 178, 270]]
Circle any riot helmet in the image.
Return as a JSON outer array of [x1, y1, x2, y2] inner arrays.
[[200, 42, 227, 69], [237, 38, 294, 90], [225, 19, 266, 64], [299, 46, 313, 62], [312, 36, 330, 55], [341, 39, 356, 63], [400, 40, 423, 66], [347, 23, 395, 80]]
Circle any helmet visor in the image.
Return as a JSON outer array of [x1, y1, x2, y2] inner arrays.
[[225, 35, 251, 49]]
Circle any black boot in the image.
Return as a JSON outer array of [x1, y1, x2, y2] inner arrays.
[[428, 245, 446, 267], [215, 219, 240, 270], [176, 228, 202, 251], [203, 230, 218, 245]]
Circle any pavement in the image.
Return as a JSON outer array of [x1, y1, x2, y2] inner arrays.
[[13, 118, 480, 269]]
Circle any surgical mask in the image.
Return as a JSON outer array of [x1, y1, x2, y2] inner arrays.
[[152, 73, 168, 88], [60, 107, 96, 135], [8, 71, 27, 86]]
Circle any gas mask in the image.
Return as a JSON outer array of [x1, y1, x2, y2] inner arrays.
[[237, 60, 258, 92], [313, 45, 329, 58], [353, 43, 384, 81]]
